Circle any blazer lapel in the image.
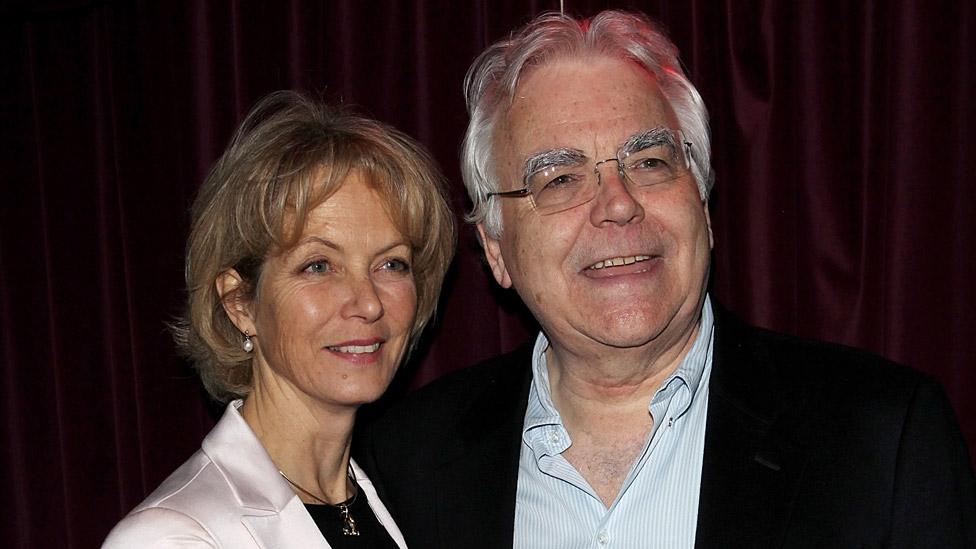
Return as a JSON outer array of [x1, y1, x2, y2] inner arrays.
[[241, 498, 331, 549], [204, 402, 330, 549], [432, 350, 534, 549], [695, 307, 808, 548]]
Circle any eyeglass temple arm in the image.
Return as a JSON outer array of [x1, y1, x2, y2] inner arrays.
[[487, 188, 532, 198]]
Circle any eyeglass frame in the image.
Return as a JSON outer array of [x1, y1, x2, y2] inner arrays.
[[486, 126, 694, 215]]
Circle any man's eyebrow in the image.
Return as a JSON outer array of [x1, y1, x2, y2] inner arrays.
[[620, 127, 677, 156], [523, 148, 587, 179]]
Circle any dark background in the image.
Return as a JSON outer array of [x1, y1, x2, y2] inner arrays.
[[2, 1, 973, 547]]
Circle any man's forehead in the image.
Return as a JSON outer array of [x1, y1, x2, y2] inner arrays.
[[507, 115, 675, 159], [501, 57, 676, 153], [511, 56, 667, 109]]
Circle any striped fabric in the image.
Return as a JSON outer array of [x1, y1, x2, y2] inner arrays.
[[514, 296, 714, 549]]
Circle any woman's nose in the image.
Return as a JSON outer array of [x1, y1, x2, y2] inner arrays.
[[340, 277, 384, 322]]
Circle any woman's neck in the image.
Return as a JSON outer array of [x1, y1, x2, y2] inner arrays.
[[241, 385, 357, 504]]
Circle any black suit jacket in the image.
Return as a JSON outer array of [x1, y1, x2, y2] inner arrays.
[[358, 306, 976, 547]]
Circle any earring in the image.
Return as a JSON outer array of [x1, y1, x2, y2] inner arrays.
[[242, 330, 254, 353]]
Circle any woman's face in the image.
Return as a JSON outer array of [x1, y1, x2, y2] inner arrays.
[[242, 173, 417, 412]]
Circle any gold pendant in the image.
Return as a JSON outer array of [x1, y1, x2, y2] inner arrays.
[[339, 503, 359, 536]]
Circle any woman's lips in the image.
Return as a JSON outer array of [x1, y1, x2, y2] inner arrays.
[[324, 339, 385, 363], [326, 342, 381, 354]]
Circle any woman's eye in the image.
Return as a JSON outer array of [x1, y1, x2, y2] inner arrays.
[[381, 258, 411, 273], [302, 260, 330, 274]]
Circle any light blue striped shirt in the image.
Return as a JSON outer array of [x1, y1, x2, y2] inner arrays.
[[514, 296, 714, 549]]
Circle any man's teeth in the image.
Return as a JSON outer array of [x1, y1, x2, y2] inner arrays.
[[328, 343, 381, 354], [588, 255, 652, 270]]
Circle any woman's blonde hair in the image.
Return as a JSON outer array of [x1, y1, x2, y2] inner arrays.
[[173, 91, 456, 402]]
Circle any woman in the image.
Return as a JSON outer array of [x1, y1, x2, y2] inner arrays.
[[104, 91, 456, 548]]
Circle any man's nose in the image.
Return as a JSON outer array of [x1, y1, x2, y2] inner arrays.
[[340, 276, 385, 323], [589, 159, 645, 226]]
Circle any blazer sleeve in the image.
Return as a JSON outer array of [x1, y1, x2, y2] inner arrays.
[[887, 377, 976, 548], [102, 506, 217, 549]]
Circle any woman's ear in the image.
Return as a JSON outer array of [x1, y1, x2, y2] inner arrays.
[[215, 268, 256, 335]]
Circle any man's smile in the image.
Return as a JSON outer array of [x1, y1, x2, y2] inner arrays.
[[586, 254, 652, 270], [581, 254, 663, 279]]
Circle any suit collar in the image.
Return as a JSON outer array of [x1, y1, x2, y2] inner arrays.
[[695, 303, 808, 547], [201, 401, 331, 548], [201, 400, 294, 513]]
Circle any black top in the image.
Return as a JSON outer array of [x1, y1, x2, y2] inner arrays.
[[304, 482, 400, 549]]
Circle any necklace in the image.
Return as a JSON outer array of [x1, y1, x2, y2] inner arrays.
[[279, 465, 360, 536]]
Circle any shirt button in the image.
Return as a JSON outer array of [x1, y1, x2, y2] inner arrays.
[[548, 431, 561, 443], [597, 531, 610, 545]]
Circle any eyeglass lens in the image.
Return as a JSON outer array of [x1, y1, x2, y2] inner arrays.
[[524, 128, 689, 214]]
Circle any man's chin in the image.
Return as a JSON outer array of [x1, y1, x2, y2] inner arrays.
[[582, 303, 702, 350]]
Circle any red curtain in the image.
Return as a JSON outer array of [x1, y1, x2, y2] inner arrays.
[[2, 1, 973, 547]]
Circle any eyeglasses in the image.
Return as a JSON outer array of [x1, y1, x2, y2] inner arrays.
[[487, 127, 693, 215]]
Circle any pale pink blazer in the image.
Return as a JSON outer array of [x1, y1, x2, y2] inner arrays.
[[103, 401, 407, 548]]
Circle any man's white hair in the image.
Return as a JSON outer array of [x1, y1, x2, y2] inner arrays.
[[460, 10, 714, 239]]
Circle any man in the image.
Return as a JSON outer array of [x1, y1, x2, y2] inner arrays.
[[358, 10, 975, 548]]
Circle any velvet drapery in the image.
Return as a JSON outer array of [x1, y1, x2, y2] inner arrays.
[[2, 1, 973, 547]]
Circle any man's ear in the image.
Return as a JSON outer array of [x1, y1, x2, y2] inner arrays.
[[215, 268, 257, 335], [476, 224, 513, 289]]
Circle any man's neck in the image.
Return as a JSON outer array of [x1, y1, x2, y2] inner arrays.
[[543, 317, 703, 507], [545, 315, 702, 415]]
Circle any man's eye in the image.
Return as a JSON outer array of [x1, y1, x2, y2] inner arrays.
[[631, 156, 670, 171], [303, 260, 330, 273], [541, 173, 582, 191], [533, 173, 583, 193]]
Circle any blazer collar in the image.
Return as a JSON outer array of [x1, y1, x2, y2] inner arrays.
[[201, 400, 294, 512], [695, 303, 808, 547], [201, 401, 330, 548]]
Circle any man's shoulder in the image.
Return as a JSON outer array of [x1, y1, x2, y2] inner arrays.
[[359, 342, 533, 451], [711, 305, 938, 423], [715, 304, 922, 380], [702, 306, 975, 546], [391, 342, 533, 415]]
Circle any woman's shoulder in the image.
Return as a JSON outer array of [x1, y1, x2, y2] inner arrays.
[[102, 448, 229, 547], [102, 504, 217, 548], [101, 403, 277, 548], [101, 442, 276, 548]]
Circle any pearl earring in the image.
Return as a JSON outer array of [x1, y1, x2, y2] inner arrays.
[[242, 330, 254, 353]]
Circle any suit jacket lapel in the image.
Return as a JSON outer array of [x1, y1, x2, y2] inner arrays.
[[432, 348, 534, 549], [695, 306, 808, 548], [241, 498, 331, 549]]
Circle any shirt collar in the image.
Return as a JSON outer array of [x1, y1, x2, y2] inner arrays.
[[524, 294, 714, 431]]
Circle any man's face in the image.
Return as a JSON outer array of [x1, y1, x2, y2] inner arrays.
[[480, 55, 713, 360]]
